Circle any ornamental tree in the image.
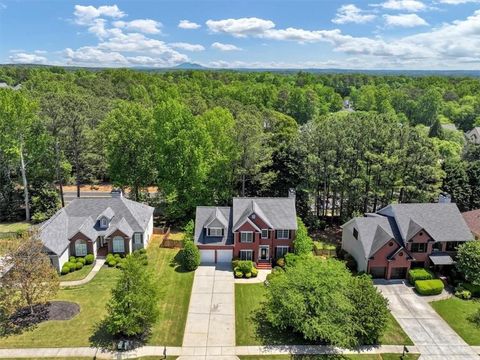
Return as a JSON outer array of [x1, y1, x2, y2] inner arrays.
[[105, 255, 159, 337], [456, 241, 480, 286], [293, 217, 313, 256]]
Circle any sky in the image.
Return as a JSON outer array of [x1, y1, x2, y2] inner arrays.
[[1, 0, 480, 70]]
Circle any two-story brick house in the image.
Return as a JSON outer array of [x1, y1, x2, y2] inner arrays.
[[194, 195, 297, 267], [341, 203, 473, 279]]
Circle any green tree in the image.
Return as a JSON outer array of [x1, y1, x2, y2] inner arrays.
[[182, 219, 195, 243], [456, 242, 480, 286], [293, 217, 313, 256], [101, 101, 157, 200], [182, 241, 201, 271], [105, 255, 159, 337], [428, 118, 445, 139]]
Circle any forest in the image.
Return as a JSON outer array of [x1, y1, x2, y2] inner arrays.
[[1, 66, 480, 227]]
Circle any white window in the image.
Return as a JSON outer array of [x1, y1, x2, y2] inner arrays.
[[276, 246, 289, 258], [100, 217, 108, 228], [75, 239, 87, 257], [133, 233, 142, 244], [276, 230, 290, 239], [112, 236, 125, 253], [240, 250, 253, 261], [261, 229, 269, 239], [240, 232, 253, 243], [207, 227, 223, 237]]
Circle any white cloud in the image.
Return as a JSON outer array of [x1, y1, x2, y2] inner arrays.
[[170, 42, 205, 51], [332, 4, 376, 24], [206, 17, 275, 37], [74, 4, 125, 25], [211, 42, 242, 51], [384, 13, 429, 27], [375, 0, 426, 12], [178, 20, 201, 29], [113, 19, 162, 34], [65, 46, 127, 65], [9, 52, 47, 64]]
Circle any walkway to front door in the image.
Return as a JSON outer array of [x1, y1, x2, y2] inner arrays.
[[181, 264, 237, 359], [376, 280, 479, 360]]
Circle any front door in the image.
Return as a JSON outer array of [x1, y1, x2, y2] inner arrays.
[[259, 246, 269, 260]]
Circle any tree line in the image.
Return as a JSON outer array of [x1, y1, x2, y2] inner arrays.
[[1, 66, 479, 226]]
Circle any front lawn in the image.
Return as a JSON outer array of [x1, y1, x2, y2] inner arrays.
[[0, 222, 30, 233], [431, 297, 480, 345], [59, 264, 94, 281], [235, 283, 412, 346], [238, 354, 419, 360], [0, 245, 194, 348]]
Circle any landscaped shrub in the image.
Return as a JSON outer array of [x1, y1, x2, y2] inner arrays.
[[463, 283, 480, 297], [61, 265, 70, 275], [455, 289, 472, 300], [75, 262, 84, 270], [251, 268, 258, 277], [235, 271, 243, 278], [182, 241, 200, 271], [245, 272, 252, 278], [232, 259, 240, 270], [415, 279, 445, 295], [408, 268, 433, 285], [276, 258, 285, 268], [237, 260, 253, 274], [76, 257, 86, 265], [69, 256, 76, 262], [108, 260, 117, 267], [85, 254, 94, 264], [65, 261, 76, 272], [106, 253, 114, 262]]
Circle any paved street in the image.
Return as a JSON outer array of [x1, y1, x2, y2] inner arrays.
[[180, 264, 237, 360], [377, 280, 479, 360]]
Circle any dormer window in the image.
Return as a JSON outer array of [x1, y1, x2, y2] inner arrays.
[[100, 217, 108, 228], [207, 227, 223, 237]]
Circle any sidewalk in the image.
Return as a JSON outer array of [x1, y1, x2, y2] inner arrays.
[[0, 344, 422, 359], [59, 259, 106, 287]]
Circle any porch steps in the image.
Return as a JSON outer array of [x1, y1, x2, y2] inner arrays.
[[256, 262, 272, 270]]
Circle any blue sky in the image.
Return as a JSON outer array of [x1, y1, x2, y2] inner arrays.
[[1, 0, 480, 69]]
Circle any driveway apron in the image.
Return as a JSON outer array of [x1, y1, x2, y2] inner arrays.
[[181, 264, 237, 359], [377, 281, 479, 360]]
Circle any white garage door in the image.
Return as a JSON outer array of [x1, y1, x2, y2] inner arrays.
[[217, 250, 233, 263], [200, 250, 215, 264]]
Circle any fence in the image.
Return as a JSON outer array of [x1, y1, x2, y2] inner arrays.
[[160, 227, 184, 248]]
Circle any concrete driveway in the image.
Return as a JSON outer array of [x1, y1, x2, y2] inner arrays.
[[376, 280, 479, 360], [181, 264, 238, 359]]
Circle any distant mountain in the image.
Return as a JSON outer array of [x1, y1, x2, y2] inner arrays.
[[173, 62, 207, 70]]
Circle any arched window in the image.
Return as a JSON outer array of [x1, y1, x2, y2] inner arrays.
[[75, 239, 88, 257], [112, 236, 125, 253], [100, 217, 108, 228]]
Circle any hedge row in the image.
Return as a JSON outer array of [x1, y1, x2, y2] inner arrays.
[[415, 279, 444, 295], [61, 254, 94, 275], [408, 268, 433, 285]]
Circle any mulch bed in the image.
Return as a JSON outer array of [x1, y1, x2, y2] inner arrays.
[[4, 301, 79, 335]]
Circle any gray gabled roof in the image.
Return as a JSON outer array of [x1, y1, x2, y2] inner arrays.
[[232, 197, 297, 230], [349, 215, 396, 258], [195, 206, 233, 246], [377, 203, 473, 243], [39, 197, 154, 255], [97, 207, 115, 221]]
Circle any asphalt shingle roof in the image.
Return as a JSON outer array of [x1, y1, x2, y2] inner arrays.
[[39, 197, 154, 255], [195, 207, 233, 246]]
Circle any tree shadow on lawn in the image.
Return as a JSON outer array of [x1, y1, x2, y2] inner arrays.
[[252, 308, 317, 346], [169, 250, 190, 273], [89, 319, 151, 351]]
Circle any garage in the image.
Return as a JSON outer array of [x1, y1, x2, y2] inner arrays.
[[216, 249, 233, 263], [390, 267, 408, 279], [200, 250, 215, 264], [369, 266, 387, 279]]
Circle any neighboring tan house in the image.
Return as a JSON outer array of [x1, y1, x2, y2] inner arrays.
[[462, 209, 480, 240], [39, 191, 154, 271], [194, 195, 297, 267], [466, 127, 480, 144], [341, 203, 473, 279]]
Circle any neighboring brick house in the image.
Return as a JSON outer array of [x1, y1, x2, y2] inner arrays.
[[39, 191, 154, 271], [462, 209, 480, 240], [194, 195, 297, 266], [341, 203, 473, 279]]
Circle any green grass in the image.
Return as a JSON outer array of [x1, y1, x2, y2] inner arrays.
[[0, 244, 194, 348], [0, 222, 30, 233], [235, 283, 413, 346], [238, 355, 419, 360], [431, 297, 480, 345], [59, 264, 94, 281]]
